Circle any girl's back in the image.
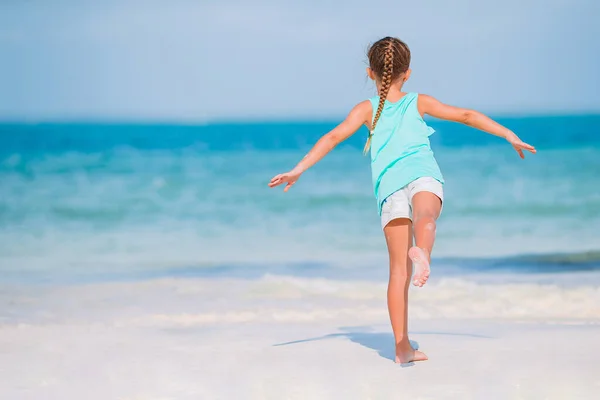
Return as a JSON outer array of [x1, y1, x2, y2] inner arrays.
[[369, 92, 444, 215]]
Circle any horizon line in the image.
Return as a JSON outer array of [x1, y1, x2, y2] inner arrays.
[[0, 110, 599, 126]]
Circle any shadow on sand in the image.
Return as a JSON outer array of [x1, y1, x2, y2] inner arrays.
[[273, 326, 491, 367]]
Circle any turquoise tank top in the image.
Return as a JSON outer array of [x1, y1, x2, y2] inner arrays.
[[369, 92, 444, 215]]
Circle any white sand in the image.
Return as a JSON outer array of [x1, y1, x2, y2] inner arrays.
[[1, 276, 599, 399]]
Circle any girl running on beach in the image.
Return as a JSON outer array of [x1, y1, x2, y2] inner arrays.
[[268, 36, 536, 364]]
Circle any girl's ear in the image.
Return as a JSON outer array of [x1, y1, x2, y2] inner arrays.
[[404, 69, 412, 82], [366, 67, 375, 81]]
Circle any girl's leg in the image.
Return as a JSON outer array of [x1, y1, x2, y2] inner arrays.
[[383, 218, 428, 364], [409, 192, 442, 287]]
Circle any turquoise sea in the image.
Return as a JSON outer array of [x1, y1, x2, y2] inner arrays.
[[1, 115, 599, 284]]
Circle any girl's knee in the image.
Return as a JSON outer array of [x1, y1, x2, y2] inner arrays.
[[414, 214, 436, 230], [423, 220, 436, 232]]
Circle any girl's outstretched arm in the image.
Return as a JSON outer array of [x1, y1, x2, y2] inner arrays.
[[418, 94, 537, 159], [269, 100, 371, 192]]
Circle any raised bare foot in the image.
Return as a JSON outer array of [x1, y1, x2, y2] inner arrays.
[[395, 342, 428, 364], [409, 246, 430, 287]]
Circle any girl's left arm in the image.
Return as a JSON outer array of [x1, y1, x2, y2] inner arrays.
[[269, 100, 371, 192], [418, 94, 537, 159]]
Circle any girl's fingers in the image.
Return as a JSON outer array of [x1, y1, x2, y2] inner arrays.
[[270, 174, 282, 183], [512, 141, 536, 158], [509, 137, 536, 154], [519, 142, 535, 151], [523, 145, 537, 154], [515, 141, 536, 153], [513, 145, 524, 158], [269, 174, 288, 187], [269, 174, 297, 191]]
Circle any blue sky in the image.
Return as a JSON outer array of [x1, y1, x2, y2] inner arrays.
[[1, 0, 599, 121]]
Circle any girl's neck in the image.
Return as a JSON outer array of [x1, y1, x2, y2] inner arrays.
[[378, 83, 406, 102]]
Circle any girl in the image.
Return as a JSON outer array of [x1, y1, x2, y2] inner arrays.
[[268, 36, 536, 364]]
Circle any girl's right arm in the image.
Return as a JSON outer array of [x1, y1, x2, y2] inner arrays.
[[418, 94, 536, 159], [269, 100, 371, 192]]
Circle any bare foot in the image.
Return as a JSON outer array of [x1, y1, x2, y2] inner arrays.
[[395, 342, 428, 364], [409, 246, 430, 287]]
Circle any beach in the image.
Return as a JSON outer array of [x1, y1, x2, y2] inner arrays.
[[1, 276, 599, 399], [1, 118, 599, 398]]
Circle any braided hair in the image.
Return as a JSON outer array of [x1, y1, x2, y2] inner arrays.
[[364, 37, 411, 154]]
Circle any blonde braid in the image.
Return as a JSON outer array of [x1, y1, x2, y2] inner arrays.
[[364, 41, 394, 155]]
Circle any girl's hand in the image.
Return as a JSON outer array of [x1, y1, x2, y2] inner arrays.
[[268, 170, 302, 192], [506, 133, 536, 159]]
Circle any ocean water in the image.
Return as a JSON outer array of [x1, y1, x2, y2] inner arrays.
[[1, 115, 599, 287]]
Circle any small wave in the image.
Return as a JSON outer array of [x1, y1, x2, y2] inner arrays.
[[511, 250, 600, 265], [2, 275, 599, 328], [121, 275, 600, 327], [455, 250, 600, 274]]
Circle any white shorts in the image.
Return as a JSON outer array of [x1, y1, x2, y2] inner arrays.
[[380, 177, 444, 229]]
